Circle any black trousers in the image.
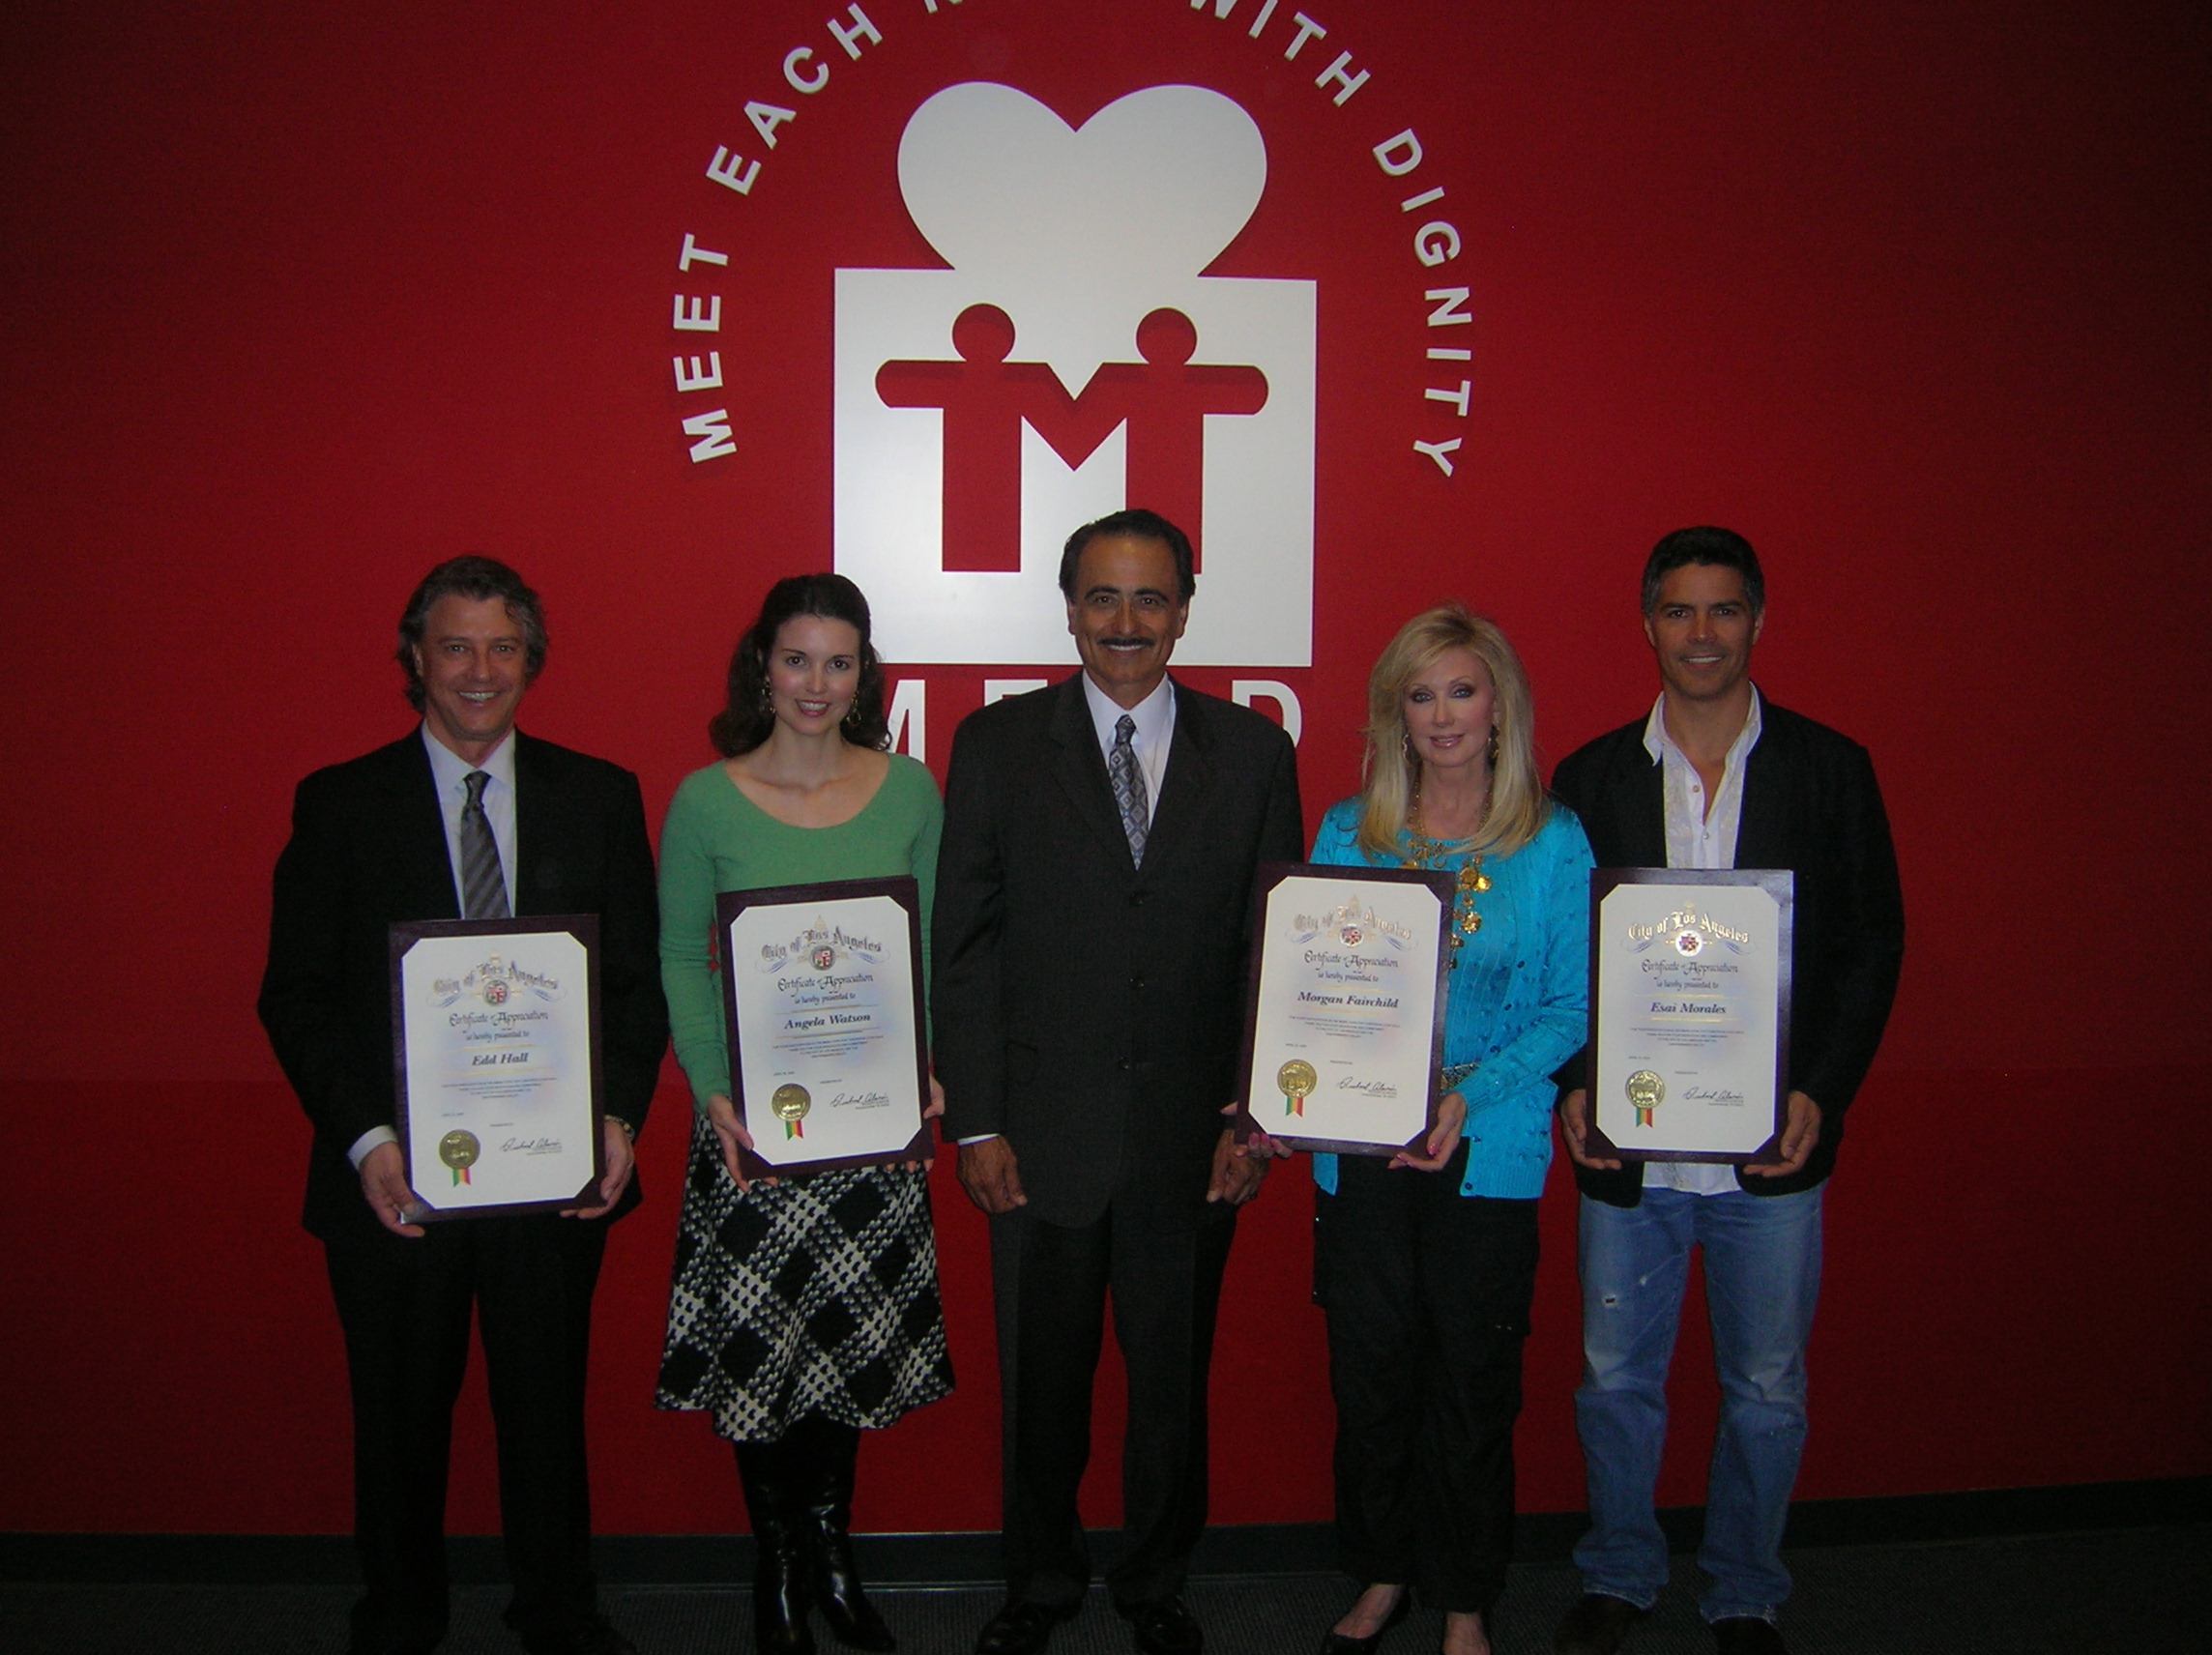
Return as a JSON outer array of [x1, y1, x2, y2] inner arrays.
[[989, 1202, 1236, 1610], [324, 1212, 607, 1652], [1315, 1148, 1539, 1616]]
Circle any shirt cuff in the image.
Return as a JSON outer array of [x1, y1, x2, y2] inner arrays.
[[955, 1134, 1002, 1146], [347, 1125, 398, 1169]]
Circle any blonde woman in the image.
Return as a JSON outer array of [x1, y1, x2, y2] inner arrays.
[[1308, 605, 1593, 1655]]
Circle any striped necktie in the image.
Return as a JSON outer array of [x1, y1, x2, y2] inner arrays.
[[1109, 713, 1149, 867], [459, 769, 510, 919]]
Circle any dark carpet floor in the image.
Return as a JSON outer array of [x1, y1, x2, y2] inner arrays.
[[5, 1524, 2206, 1655]]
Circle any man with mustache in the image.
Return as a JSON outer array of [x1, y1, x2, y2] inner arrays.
[[934, 508, 1303, 1655]]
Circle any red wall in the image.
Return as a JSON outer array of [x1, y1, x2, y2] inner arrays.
[[3, 0, 2205, 1539]]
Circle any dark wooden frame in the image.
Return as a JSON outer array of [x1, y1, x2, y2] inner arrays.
[[716, 875, 932, 1181], [388, 914, 605, 1220], [1231, 860, 1455, 1157], [1586, 867, 1795, 1165]]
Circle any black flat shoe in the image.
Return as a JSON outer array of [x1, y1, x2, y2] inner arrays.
[[1319, 1588, 1412, 1653]]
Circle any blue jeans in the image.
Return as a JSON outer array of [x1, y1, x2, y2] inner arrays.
[[1570, 1185, 1823, 1624]]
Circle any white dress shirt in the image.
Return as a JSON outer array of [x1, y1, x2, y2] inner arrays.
[[422, 723, 519, 916], [1643, 688, 1762, 1196], [1081, 672, 1176, 825]]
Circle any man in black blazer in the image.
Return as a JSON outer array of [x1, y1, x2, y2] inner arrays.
[[1548, 530, 1904, 1655], [934, 509, 1302, 1655], [259, 558, 665, 1655]]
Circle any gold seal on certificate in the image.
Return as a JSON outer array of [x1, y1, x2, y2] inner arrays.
[[771, 1083, 812, 1139], [1233, 863, 1454, 1156], [718, 877, 932, 1179], [389, 915, 608, 1221], [1587, 869, 1794, 1164], [438, 1130, 481, 1184]]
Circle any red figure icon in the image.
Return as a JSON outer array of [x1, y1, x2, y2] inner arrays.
[[877, 305, 1071, 572], [876, 305, 1268, 574], [1073, 308, 1269, 574]]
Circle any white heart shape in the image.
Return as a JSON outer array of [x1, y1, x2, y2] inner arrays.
[[896, 82, 1268, 383]]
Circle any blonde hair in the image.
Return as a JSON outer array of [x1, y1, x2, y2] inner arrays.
[[1354, 602, 1551, 861]]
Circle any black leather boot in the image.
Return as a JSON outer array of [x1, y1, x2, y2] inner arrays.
[[736, 1439, 816, 1655], [795, 1418, 896, 1652]]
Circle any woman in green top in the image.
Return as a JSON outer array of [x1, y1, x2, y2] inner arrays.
[[655, 573, 951, 1655]]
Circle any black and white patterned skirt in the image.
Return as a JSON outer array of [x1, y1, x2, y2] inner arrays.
[[655, 1112, 954, 1441]]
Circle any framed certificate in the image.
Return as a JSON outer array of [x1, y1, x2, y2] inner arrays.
[[1232, 862, 1455, 1156], [389, 915, 605, 1220], [717, 876, 931, 1179], [1587, 868, 1794, 1164]]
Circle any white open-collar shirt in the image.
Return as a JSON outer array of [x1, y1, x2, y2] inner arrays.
[[1642, 687, 1763, 1196]]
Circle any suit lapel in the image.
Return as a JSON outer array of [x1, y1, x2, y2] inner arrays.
[[1046, 677, 1136, 869], [1614, 738, 1669, 868], [1734, 710, 1790, 869], [510, 731, 567, 915], [1135, 682, 1214, 884], [379, 733, 464, 920]]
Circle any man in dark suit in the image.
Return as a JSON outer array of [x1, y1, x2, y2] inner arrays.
[[934, 509, 1303, 1655], [1548, 530, 1904, 1655], [259, 557, 666, 1655]]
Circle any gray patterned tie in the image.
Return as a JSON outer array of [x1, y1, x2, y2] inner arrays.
[[459, 770, 509, 919], [1109, 713, 1149, 867]]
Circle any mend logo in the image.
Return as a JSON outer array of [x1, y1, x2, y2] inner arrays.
[[836, 81, 1314, 667]]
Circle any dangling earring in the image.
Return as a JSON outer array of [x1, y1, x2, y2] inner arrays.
[[760, 681, 774, 714], [1486, 725, 1499, 764], [1401, 728, 1414, 766]]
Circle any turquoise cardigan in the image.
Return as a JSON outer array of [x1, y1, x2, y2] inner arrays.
[[1308, 797, 1593, 1201]]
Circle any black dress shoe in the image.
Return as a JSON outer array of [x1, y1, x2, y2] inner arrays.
[[1318, 1587, 1412, 1652], [519, 1614, 637, 1655], [1711, 1618, 1787, 1655], [1554, 1594, 1647, 1655], [1119, 1596, 1203, 1655], [975, 1599, 1078, 1655]]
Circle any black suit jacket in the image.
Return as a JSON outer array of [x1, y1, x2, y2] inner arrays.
[[1552, 697, 1904, 1203], [259, 730, 667, 1240], [933, 676, 1303, 1230]]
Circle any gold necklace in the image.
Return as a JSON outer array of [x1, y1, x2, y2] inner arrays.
[[1407, 795, 1491, 966]]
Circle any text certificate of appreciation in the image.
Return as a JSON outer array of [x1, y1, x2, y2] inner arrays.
[[390, 915, 605, 1218], [1233, 863, 1453, 1156], [1588, 869, 1794, 1163], [718, 877, 930, 1179]]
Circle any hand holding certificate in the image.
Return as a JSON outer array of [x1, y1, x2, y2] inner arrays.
[[1586, 869, 1794, 1164], [389, 915, 606, 1220], [1232, 863, 1454, 1156], [717, 876, 931, 1180]]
